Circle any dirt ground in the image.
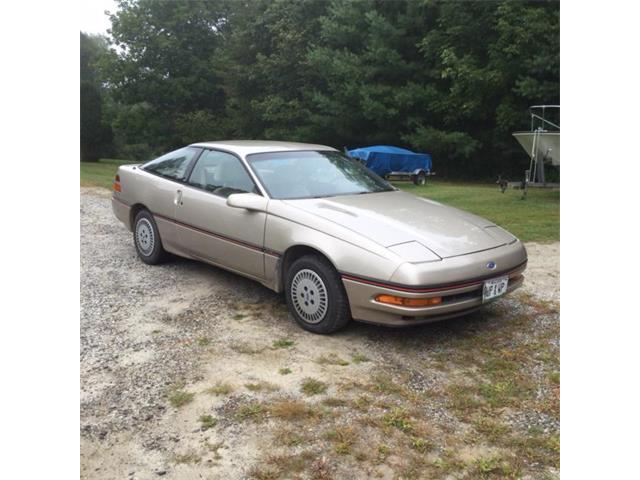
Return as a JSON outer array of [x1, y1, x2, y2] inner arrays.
[[80, 188, 559, 480]]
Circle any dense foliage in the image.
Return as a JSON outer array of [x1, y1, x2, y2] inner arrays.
[[80, 33, 114, 161], [81, 0, 559, 178]]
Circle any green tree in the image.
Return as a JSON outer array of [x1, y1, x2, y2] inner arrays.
[[220, 0, 330, 140], [80, 32, 113, 161], [96, 0, 559, 178], [408, 0, 560, 176], [103, 0, 230, 156]]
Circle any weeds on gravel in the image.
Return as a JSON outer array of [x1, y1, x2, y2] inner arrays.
[[172, 452, 201, 464], [236, 402, 266, 421], [410, 436, 433, 453], [322, 397, 348, 407], [269, 399, 320, 421], [278, 367, 292, 375], [316, 353, 349, 366], [233, 313, 247, 321], [471, 417, 510, 443], [247, 465, 278, 480], [383, 407, 414, 433], [377, 444, 391, 460], [199, 414, 217, 430], [310, 456, 334, 480], [368, 373, 405, 396], [273, 426, 307, 446], [325, 426, 356, 455], [230, 342, 264, 354], [352, 395, 372, 411], [300, 377, 328, 396], [245, 381, 280, 392], [203, 440, 225, 460], [272, 338, 295, 349], [168, 389, 194, 408], [472, 455, 518, 478], [206, 382, 234, 395], [351, 353, 370, 364], [197, 336, 211, 347], [249, 451, 316, 479]]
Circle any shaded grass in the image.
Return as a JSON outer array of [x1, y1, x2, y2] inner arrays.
[[395, 180, 559, 243], [80, 158, 134, 189]]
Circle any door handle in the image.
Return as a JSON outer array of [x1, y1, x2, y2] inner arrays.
[[174, 189, 183, 206]]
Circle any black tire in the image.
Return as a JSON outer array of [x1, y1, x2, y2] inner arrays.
[[285, 255, 351, 334], [413, 171, 427, 186], [133, 209, 167, 265]]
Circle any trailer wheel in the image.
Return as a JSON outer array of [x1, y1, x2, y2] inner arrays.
[[413, 171, 427, 186]]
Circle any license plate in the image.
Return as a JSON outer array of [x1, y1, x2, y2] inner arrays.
[[483, 276, 509, 302]]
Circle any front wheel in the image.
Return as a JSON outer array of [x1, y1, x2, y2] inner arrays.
[[285, 255, 351, 334]]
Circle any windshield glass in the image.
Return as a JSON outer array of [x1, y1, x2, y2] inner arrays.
[[247, 150, 394, 200]]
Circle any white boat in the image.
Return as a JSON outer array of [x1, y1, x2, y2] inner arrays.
[[511, 106, 559, 187], [513, 130, 560, 167]]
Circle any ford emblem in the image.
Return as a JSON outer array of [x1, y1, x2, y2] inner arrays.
[[486, 261, 497, 270]]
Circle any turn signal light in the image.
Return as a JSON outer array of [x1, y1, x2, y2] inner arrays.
[[113, 174, 122, 192], [375, 294, 442, 307]]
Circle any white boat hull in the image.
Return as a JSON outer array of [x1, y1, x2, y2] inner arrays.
[[513, 132, 560, 166]]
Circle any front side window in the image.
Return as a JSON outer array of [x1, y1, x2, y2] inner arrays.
[[187, 149, 256, 198], [247, 150, 393, 200], [143, 147, 199, 181]]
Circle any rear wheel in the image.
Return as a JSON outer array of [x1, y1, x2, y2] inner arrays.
[[413, 171, 427, 186], [285, 255, 351, 334], [133, 210, 167, 264]]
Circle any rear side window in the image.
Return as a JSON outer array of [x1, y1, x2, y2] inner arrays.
[[187, 150, 257, 197], [143, 147, 199, 181]]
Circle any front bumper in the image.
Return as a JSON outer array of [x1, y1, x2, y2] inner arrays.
[[342, 261, 526, 327]]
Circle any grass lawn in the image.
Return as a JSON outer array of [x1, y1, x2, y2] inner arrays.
[[80, 159, 559, 243], [395, 181, 559, 243], [80, 158, 136, 189]]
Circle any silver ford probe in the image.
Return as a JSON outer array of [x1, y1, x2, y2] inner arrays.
[[112, 141, 527, 333]]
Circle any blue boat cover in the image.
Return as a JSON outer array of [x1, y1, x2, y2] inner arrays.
[[347, 145, 432, 177]]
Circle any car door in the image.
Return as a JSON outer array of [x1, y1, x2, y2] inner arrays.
[[175, 149, 267, 279], [139, 146, 202, 250]]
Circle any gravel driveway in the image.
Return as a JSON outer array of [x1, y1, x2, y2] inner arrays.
[[80, 188, 559, 480]]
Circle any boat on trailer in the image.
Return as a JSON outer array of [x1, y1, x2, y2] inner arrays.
[[512, 105, 560, 188]]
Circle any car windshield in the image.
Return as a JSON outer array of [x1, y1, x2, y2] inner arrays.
[[247, 150, 394, 200]]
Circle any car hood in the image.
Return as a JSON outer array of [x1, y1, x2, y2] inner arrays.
[[283, 191, 515, 259]]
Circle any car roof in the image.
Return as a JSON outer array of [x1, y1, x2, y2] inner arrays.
[[189, 140, 338, 157]]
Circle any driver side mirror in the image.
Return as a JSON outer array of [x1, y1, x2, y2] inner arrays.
[[226, 192, 268, 212]]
